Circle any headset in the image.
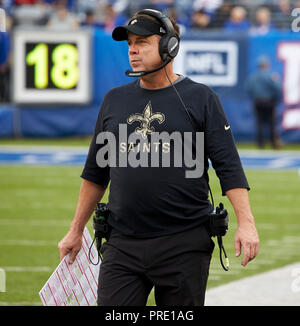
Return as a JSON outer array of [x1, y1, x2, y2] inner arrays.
[[125, 9, 180, 77]]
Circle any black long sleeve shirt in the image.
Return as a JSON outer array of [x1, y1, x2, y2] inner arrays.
[[81, 77, 249, 237]]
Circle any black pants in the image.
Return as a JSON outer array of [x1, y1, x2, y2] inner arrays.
[[254, 99, 279, 148], [97, 224, 215, 306]]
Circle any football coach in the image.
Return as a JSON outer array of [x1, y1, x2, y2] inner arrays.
[[58, 9, 259, 306]]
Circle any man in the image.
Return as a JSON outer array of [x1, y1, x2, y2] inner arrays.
[[246, 55, 281, 149], [58, 9, 259, 306]]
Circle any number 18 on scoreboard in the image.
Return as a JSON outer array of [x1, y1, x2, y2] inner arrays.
[[13, 30, 91, 104]]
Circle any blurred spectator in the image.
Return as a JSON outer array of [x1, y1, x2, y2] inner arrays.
[[0, 0, 14, 16], [124, 0, 150, 16], [173, 0, 193, 29], [192, 0, 223, 16], [43, 0, 76, 11], [80, 8, 104, 29], [103, 3, 128, 34], [273, 0, 293, 29], [236, 0, 273, 5], [168, 5, 188, 34], [174, 0, 193, 14], [251, 6, 276, 35], [14, 0, 36, 5], [210, 3, 232, 29], [0, 15, 11, 102], [150, 0, 174, 13], [113, 0, 129, 14], [245, 55, 282, 149], [223, 6, 250, 31], [191, 9, 213, 30], [13, 0, 51, 27], [46, 1, 79, 30], [77, 0, 98, 13], [77, 0, 107, 26]]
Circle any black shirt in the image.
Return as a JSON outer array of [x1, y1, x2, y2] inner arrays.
[[81, 77, 249, 237]]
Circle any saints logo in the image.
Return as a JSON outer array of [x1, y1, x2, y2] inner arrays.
[[127, 101, 165, 139]]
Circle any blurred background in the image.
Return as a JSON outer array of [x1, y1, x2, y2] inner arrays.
[[0, 0, 300, 142], [0, 0, 300, 306]]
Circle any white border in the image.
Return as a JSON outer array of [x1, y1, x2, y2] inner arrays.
[[13, 29, 91, 104], [174, 41, 238, 86], [282, 108, 300, 130]]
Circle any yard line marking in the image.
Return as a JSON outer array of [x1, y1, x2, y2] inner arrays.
[[265, 239, 281, 247], [210, 269, 239, 275], [0, 301, 42, 306], [0, 145, 88, 153], [208, 275, 221, 281], [0, 219, 71, 227], [256, 223, 278, 230], [255, 259, 276, 265], [285, 224, 300, 230], [0, 240, 57, 246], [0, 268, 5, 292], [2, 266, 52, 272], [283, 236, 300, 243]]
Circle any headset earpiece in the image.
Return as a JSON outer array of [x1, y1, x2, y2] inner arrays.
[[164, 35, 180, 59], [136, 9, 180, 61]]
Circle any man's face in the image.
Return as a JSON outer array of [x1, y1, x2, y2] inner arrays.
[[127, 33, 162, 72]]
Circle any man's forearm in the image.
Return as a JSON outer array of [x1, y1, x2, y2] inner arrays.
[[225, 188, 255, 225], [70, 179, 106, 233], [225, 187, 259, 266]]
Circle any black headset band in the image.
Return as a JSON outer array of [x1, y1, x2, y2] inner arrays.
[[136, 9, 177, 38]]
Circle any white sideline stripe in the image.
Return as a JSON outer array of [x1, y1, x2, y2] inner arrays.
[[0, 240, 57, 246], [0, 145, 88, 153], [2, 266, 52, 272], [238, 149, 300, 156], [256, 223, 278, 230], [205, 262, 300, 306], [1, 146, 299, 155], [0, 301, 42, 306], [210, 269, 239, 275], [0, 219, 70, 227]]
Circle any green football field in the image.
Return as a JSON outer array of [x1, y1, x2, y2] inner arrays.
[[0, 143, 299, 305]]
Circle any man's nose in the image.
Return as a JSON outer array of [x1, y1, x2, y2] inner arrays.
[[129, 43, 138, 55]]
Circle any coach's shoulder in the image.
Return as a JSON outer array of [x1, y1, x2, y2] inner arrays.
[[105, 81, 136, 99], [184, 77, 217, 100]]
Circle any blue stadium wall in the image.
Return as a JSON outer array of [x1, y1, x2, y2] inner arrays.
[[1, 29, 300, 143]]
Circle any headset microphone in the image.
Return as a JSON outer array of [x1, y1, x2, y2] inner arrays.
[[125, 57, 171, 77]]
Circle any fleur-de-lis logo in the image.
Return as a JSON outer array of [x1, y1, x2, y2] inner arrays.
[[127, 101, 165, 139]]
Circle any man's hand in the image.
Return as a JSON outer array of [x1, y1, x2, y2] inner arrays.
[[58, 179, 107, 264], [58, 230, 83, 264], [234, 221, 259, 266], [225, 188, 260, 267]]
